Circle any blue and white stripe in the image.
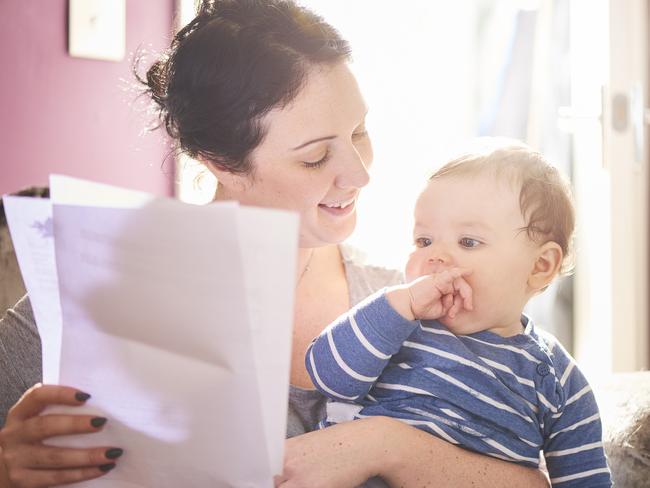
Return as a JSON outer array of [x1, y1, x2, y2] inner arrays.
[[306, 290, 612, 487]]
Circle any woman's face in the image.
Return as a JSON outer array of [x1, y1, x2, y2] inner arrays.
[[214, 62, 372, 247]]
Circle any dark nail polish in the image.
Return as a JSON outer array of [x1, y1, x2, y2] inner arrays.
[[90, 417, 107, 428], [99, 463, 116, 473], [105, 448, 124, 459], [75, 391, 91, 402]]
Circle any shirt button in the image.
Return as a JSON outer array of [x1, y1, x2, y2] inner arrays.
[[537, 363, 550, 376]]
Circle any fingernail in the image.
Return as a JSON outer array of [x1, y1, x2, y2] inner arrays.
[[105, 448, 124, 459], [75, 391, 91, 402], [91, 417, 107, 428], [99, 463, 116, 473]]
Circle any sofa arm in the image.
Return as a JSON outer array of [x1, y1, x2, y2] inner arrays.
[[594, 371, 650, 487]]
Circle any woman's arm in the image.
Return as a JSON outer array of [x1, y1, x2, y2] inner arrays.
[[277, 416, 550, 488]]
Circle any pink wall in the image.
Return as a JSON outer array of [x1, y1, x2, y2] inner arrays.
[[0, 0, 176, 196]]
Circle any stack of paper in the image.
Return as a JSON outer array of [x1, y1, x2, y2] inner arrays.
[[4, 175, 299, 487]]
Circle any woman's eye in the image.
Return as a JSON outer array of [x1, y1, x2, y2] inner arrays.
[[414, 237, 432, 248], [302, 150, 331, 169], [352, 130, 368, 140], [459, 237, 481, 248]]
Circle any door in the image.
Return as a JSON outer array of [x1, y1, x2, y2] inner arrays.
[[571, 0, 649, 375]]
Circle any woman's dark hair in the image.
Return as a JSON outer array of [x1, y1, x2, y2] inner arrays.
[[141, 0, 352, 175]]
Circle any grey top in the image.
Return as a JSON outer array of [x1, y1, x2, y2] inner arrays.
[[0, 243, 402, 484], [286, 245, 402, 488], [0, 293, 40, 426], [286, 244, 403, 439]]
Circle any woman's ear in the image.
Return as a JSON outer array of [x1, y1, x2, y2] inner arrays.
[[202, 157, 248, 192], [527, 241, 563, 292], [202, 157, 228, 181]]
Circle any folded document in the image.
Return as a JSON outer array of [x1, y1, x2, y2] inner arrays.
[[4, 175, 299, 487]]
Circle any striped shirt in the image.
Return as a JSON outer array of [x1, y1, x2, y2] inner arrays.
[[306, 290, 612, 487]]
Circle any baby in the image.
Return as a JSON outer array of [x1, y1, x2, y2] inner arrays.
[[306, 142, 612, 487]]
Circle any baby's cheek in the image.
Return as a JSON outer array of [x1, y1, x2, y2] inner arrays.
[[404, 257, 420, 282]]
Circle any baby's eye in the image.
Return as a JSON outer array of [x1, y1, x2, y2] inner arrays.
[[459, 237, 481, 249], [414, 237, 432, 248]]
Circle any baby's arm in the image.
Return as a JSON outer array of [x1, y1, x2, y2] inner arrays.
[[305, 290, 419, 401], [543, 354, 612, 487], [305, 269, 472, 401]]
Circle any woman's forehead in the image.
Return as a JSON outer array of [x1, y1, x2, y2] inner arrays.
[[260, 63, 367, 144]]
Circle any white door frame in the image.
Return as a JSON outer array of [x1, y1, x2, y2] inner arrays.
[[571, 0, 649, 375], [605, 0, 649, 371]]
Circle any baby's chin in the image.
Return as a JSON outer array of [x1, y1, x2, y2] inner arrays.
[[438, 312, 481, 336]]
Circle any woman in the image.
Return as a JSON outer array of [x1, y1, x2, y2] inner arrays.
[[0, 1, 550, 486]]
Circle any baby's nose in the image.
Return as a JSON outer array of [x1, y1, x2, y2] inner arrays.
[[427, 257, 448, 274]]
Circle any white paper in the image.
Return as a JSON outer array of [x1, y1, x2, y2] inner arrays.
[[3, 196, 61, 383], [51, 200, 271, 487], [4, 175, 299, 487], [49, 174, 155, 208], [237, 206, 298, 474], [48, 175, 298, 476]]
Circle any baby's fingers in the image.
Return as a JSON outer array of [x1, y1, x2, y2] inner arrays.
[[433, 271, 456, 295], [449, 267, 473, 279], [447, 294, 463, 318], [453, 276, 473, 311], [442, 293, 454, 313]]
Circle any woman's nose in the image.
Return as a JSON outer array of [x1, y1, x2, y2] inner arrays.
[[334, 146, 371, 190]]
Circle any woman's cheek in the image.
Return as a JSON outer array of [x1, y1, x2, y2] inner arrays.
[[361, 139, 374, 170]]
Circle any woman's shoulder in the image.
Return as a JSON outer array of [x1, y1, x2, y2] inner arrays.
[[1, 294, 39, 344], [0, 295, 42, 426], [340, 243, 404, 307]]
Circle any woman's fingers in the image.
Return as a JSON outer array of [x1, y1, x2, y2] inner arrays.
[[6, 464, 113, 488], [4, 414, 107, 444], [7, 384, 90, 422], [14, 445, 123, 469], [0, 384, 124, 487]]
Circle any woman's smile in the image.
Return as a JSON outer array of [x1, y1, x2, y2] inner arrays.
[[318, 196, 357, 217]]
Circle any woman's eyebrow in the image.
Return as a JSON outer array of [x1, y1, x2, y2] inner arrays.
[[292, 135, 336, 151]]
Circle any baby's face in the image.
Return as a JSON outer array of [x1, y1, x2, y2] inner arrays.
[[405, 172, 540, 337]]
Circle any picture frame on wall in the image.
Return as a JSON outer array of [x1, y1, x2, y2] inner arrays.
[[68, 0, 125, 62]]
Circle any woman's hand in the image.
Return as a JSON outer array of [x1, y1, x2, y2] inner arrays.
[[0, 384, 123, 488], [275, 417, 386, 488]]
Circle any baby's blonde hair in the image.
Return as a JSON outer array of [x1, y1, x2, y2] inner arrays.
[[430, 141, 575, 275]]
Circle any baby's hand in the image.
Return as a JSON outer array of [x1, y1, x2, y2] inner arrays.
[[406, 268, 473, 320]]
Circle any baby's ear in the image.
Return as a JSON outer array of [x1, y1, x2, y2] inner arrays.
[[527, 241, 563, 292]]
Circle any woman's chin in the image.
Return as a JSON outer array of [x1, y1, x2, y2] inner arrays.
[[306, 215, 356, 246]]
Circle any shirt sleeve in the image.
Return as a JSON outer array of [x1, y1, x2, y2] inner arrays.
[[543, 346, 612, 487], [0, 294, 42, 427], [305, 289, 419, 402]]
